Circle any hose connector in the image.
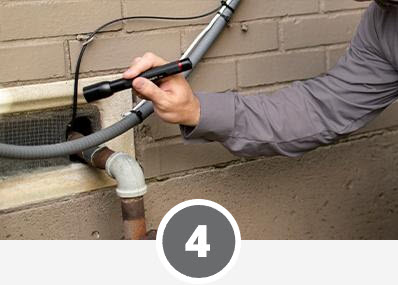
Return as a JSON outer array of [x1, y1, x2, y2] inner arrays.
[[105, 152, 147, 198]]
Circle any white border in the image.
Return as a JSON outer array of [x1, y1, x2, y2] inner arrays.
[[156, 199, 242, 284]]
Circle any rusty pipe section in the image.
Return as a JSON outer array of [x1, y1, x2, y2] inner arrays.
[[68, 131, 114, 169], [121, 197, 147, 240], [68, 131, 149, 240]]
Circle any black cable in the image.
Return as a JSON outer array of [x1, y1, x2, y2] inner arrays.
[[68, 3, 223, 135], [70, 44, 87, 132]]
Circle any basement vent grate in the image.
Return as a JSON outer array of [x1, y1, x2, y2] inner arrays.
[[0, 105, 101, 178]]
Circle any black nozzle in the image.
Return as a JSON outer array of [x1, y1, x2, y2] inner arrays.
[[83, 58, 192, 103], [83, 81, 113, 103]]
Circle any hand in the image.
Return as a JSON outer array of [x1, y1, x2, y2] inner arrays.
[[123, 52, 200, 126]]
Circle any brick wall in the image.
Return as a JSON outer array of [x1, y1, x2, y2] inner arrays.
[[0, 0, 366, 84], [3, 1, 398, 240], [0, 0, 325, 175]]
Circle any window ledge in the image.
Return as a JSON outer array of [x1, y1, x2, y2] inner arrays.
[[0, 164, 116, 213], [0, 74, 120, 115]]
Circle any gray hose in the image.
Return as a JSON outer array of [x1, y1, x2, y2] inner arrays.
[[0, 0, 240, 159], [0, 102, 154, 159], [184, 0, 241, 77]]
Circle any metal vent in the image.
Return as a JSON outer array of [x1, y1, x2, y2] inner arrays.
[[0, 105, 101, 177]]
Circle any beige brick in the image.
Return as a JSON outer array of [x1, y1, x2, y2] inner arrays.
[[322, 0, 370, 12], [123, 0, 218, 32], [0, 0, 121, 41], [282, 13, 362, 50], [182, 21, 278, 58], [143, 115, 181, 141], [138, 138, 238, 178], [69, 31, 180, 72], [327, 45, 348, 69], [234, 0, 319, 21], [238, 50, 325, 88], [189, 60, 237, 92], [0, 41, 65, 83]]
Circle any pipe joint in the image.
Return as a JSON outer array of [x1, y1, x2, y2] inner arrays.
[[105, 152, 147, 198]]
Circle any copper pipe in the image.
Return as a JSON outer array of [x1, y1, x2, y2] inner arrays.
[[68, 131, 114, 169], [90, 147, 114, 169], [121, 197, 147, 240]]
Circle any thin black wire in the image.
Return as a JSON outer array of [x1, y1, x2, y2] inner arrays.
[[69, 4, 222, 133]]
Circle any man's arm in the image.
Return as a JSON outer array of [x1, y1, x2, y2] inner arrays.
[[181, 2, 398, 157], [123, 3, 398, 158]]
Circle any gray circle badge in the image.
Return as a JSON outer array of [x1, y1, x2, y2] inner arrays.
[[156, 200, 241, 284]]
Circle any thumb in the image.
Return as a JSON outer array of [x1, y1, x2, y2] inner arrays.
[[133, 77, 164, 102]]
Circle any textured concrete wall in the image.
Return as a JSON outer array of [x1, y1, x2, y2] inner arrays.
[[3, 0, 397, 240], [2, 130, 398, 240]]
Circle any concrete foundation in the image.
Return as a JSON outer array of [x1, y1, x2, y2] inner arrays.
[[2, 130, 398, 240]]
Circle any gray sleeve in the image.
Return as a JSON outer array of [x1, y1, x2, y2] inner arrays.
[[181, 3, 398, 157]]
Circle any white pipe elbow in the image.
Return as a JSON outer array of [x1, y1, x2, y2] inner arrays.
[[105, 152, 147, 198]]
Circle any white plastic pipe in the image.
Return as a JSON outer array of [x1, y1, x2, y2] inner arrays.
[[105, 152, 147, 198]]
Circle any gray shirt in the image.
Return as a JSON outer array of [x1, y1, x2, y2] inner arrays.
[[181, 2, 398, 157]]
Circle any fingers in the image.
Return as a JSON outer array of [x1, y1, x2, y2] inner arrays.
[[123, 52, 168, 79], [131, 57, 142, 66], [133, 77, 166, 103]]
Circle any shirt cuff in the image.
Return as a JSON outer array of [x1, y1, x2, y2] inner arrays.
[[180, 92, 236, 142]]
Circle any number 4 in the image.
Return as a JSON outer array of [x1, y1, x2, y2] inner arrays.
[[185, 225, 211, 258]]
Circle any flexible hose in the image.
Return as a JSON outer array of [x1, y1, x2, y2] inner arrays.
[[0, 0, 240, 159], [0, 102, 154, 159]]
